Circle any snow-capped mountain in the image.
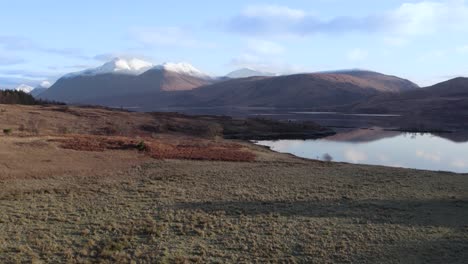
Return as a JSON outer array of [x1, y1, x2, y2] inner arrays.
[[30, 81, 52, 97], [39, 58, 214, 103], [152, 62, 211, 79], [62, 58, 211, 80], [14, 84, 35, 93], [64, 58, 154, 78], [226, 68, 276, 78]]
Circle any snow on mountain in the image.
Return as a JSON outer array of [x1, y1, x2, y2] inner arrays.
[[30, 81, 52, 97], [39, 80, 52, 88], [226, 68, 276, 78], [62, 58, 211, 80], [152, 62, 211, 79], [14, 84, 34, 93], [64, 58, 154, 78]]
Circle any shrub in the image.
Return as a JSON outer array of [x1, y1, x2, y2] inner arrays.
[[322, 153, 333, 162], [3, 128, 12, 135], [136, 141, 147, 151]]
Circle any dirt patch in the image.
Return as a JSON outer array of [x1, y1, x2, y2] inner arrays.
[[53, 135, 256, 162]]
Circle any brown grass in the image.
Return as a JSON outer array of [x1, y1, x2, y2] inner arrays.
[[54, 135, 256, 162]]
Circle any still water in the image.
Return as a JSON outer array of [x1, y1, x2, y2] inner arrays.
[[255, 129, 468, 173]]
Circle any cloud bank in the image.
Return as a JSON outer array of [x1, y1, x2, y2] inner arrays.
[[0, 35, 86, 59], [226, 1, 468, 38]]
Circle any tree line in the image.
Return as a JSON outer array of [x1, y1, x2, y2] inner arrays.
[[0, 90, 64, 105]]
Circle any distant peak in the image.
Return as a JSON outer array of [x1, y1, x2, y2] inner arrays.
[[318, 68, 374, 74], [14, 84, 34, 93], [64, 57, 154, 78], [152, 62, 210, 79], [226, 68, 276, 78], [101, 57, 154, 72], [38, 81, 51, 89]]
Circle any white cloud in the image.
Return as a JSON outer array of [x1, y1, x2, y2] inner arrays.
[[417, 50, 447, 62], [247, 39, 284, 55], [243, 5, 306, 20], [227, 1, 468, 38], [228, 53, 306, 74], [378, 154, 390, 162], [344, 149, 367, 163], [93, 53, 154, 62], [347, 48, 368, 61], [0, 54, 25, 65], [416, 150, 441, 162], [229, 37, 299, 74], [451, 159, 467, 168], [383, 36, 408, 47], [456, 45, 468, 53], [130, 27, 215, 48], [0, 35, 87, 59], [40, 81, 51, 88], [389, 0, 468, 36]]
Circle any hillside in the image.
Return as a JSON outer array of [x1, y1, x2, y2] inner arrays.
[[327, 70, 419, 92], [177, 71, 419, 109], [352, 77, 468, 115]]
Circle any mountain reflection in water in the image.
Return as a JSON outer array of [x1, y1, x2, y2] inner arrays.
[[255, 128, 468, 173]]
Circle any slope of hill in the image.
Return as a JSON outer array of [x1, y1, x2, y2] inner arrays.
[[352, 77, 468, 115], [30, 87, 48, 97], [30, 81, 52, 97], [177, 71, 419, 109], [325, 70, 419, 92], [138, 67, 211, 92]]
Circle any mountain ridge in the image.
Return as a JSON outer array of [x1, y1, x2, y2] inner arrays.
[[351, 77, 468, 115], [37, 58, 421, 111], [226, 68, 276, 78]]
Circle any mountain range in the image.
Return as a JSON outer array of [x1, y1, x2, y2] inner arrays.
[[34, 57, 423, 111], [4, 57, 464, 118], [175, 71, 417, 109]]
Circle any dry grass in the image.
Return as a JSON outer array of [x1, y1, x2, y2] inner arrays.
[[0, 157, 466, 263], [53, 134, 256, 162]]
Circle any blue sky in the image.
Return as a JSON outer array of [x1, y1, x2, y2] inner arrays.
[[1, 0, 468, 88]]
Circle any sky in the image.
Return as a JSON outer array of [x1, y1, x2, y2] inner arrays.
[[1, 0, 468, 88]]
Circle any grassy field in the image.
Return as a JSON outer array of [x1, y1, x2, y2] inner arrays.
[[0, 105, 467, 263]]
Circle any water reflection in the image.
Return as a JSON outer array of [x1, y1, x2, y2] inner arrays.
[[256, 128, 468, 173]]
